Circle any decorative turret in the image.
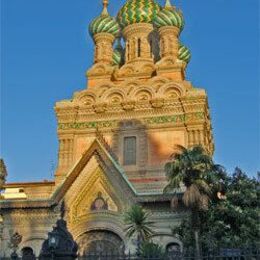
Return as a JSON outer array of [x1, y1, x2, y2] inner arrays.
[[154, 0, 184, 61], [153, 0, 184, 31], [117, 0, 161, 64], [86, 0, 192, 83], [89, 0, 120, 64], [153, 0, 187, 81], [89, 1, 120, 38]]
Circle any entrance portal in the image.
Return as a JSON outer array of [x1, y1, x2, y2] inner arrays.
[[77, 230, 125, 256]]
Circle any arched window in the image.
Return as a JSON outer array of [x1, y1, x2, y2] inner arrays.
[[137, 38, 141, 57]]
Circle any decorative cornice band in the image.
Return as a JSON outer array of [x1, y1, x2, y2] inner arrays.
[[58, 112, 205, 130]]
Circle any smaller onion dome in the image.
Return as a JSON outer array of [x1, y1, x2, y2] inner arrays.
[[153, 0, 184, 31], [117, 0, 161, 29], [178, 43, 191, 64], [89, 0, 120, 37], [112, 38, 124, 66]]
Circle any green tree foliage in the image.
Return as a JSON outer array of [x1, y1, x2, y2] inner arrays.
[[0, 159, 7, 190], [124, 205, 154, 241], [124, 205, 169, 257], [164, 145, 226, 257], [124, 204, 155, 255], [173, 167, 260, 250], [140, 241, 166, 259]]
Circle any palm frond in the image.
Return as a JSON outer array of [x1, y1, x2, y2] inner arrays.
[[183, 184, 202, 208], [123, 205, 154, 241], [194, 179, 212, 195]]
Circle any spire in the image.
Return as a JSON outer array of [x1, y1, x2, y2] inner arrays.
[[165, 0, 175, 10], [101, 0, 109, 16]]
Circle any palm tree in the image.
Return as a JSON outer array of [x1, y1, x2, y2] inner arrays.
[[164, 145, 224, 259], [124, 205, 154, 255]]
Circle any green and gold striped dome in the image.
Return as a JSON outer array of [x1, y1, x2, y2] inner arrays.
[[89, 2, 120, 37], [113, 49, 123, 65], [154, 0, 184, 31], [178, 44, 191, 64], [112, 39, 124, 65], [117, 0, 161, 29]]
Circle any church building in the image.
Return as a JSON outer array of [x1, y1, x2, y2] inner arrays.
[[0, 0, 214, 257]]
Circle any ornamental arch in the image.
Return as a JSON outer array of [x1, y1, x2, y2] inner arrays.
[[76, 229, 125, 256]]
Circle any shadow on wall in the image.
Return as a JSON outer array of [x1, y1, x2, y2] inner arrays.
[[110, 119, 178, 172]]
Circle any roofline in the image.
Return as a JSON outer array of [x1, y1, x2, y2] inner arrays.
[[3, 181, 55, 188], [0, 192, 184, 209]]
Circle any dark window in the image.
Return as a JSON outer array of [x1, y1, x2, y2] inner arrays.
[[138, 39, 141, 57], [127, 42, 130, 61], [124, 136, 136, 165], [150, 39, 153, 58]]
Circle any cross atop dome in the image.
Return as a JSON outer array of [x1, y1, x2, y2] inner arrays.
[[101, 0, 109, 16]]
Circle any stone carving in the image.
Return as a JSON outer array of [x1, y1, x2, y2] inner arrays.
[[58, 112, 205, 131], [122, 100, 136, 111], [150, 98, 165, 108], [10, 232, 23, 259], [94, 103, 107, 113], [69, 166, 122, 224]]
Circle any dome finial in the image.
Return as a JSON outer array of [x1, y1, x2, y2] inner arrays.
[[101, 0, 109, 16], [165, 0, 175, 10]]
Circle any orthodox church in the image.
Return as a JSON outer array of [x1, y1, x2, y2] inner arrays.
[[0, 0, 214, 257]]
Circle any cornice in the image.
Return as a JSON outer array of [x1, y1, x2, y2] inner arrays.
[[57, 111, 205, 131], [3, 181, 55, 188]]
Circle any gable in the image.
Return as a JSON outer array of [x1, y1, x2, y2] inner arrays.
[[52, 139, 137, 204], [51, 139, 138, 225], [65, 162, 126, 225]]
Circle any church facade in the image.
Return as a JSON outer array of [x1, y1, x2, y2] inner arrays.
[[0, 0, 214, 257]]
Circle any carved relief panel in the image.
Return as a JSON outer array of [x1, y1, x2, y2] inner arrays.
[[69, 167, 120, 225]]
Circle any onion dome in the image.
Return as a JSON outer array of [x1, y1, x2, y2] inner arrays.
[[89, 0, 120, 37], [112, 38, 124, 65], [117, 0, 161, 29], [153, 0, 184, 31], [178, 44, 191, 64]]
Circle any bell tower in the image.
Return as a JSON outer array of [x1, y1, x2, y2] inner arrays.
[[55, 0, 214, 190]]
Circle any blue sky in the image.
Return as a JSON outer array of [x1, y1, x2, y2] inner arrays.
[[1, 0, 259, 182]]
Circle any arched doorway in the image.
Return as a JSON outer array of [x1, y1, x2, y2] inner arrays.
[[77, 230, 125, 256], [21, 247, 36, 260], [166, 242, 181, 253]]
